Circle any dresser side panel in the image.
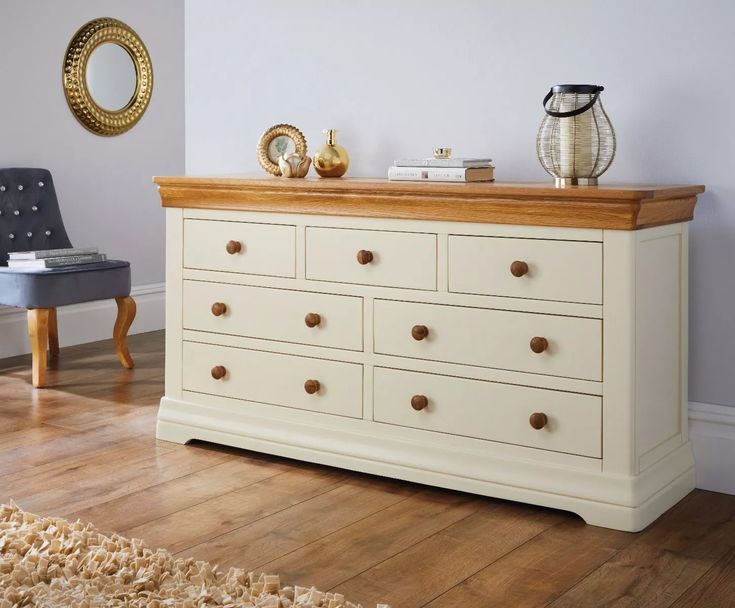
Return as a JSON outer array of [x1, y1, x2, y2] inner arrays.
[[164, 208, 184, 399], [634, 224, 689, 470], [680, 225, 689, 445]]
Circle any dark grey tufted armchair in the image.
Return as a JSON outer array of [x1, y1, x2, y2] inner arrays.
[[0, 168, 136, 387]]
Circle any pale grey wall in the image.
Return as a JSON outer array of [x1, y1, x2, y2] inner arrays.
[[185, 0, 735, 408], [0, 0, 184, 287]]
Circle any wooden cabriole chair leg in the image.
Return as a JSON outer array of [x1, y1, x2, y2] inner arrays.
[[48, 307, 60, 360], [114, 296, 137, 369], [27, 308, 51, 388]]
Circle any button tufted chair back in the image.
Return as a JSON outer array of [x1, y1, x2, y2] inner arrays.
[[0, 168, 72, 266]]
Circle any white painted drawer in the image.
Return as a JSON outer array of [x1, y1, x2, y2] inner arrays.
[[374, 299, 602, 381], [374, 367, 601, 457], [183, 281, 363, 351], [449, 235, 602, 304], [306, 227, 437, 290], [183, 341, 363, 418], [184, 219, 295, 277]]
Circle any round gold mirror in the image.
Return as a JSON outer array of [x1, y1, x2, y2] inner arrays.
[[63, 18, 153, 136], [86, 43, 137, 111]]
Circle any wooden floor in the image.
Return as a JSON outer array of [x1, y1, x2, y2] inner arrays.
[[1, 331, 735, 607]]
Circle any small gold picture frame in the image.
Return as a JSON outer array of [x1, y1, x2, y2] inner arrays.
[[257, 124, 307, 176]]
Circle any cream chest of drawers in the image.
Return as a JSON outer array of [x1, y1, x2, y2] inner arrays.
[[154, 177, 704, 532]]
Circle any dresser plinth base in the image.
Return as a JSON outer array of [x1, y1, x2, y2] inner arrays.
[[157, 396, 695, 533]]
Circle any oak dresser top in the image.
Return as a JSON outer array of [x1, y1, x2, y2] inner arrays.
[[153, 176, 705, 231]]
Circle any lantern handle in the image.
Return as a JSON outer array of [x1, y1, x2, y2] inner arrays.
[[543, 88, 601, 118]]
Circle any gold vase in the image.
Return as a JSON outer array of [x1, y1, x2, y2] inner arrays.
[[313, 129, 349, 177]]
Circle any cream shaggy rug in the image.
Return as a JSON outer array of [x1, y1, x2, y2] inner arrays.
[[0, 503, 389, 608]]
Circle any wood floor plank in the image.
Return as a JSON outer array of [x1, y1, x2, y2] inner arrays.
[[334, 501, 564, 608], [670, 545, 735, 608], [41, 408, 160, 443], [66, 455, 296, 533], [3, 440, 230, 516], [14, 383, 162, 431], [0, 411, 36, 434], [0, 424, 77, 457], [0, 419, 157, 476], [177, 476, 414, 571], [256, 489, 485, 602], [547, 490, 735, 608], [1, 438, 169, 489], [0, 351, 160, 395], [127, 466, 349, 553], [426, 516, 632, 608]]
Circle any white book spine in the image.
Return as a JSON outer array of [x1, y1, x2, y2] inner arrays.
[[388, 166, 471, 181]]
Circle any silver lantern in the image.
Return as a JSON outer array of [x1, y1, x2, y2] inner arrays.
[[537, 84, 616, 187]]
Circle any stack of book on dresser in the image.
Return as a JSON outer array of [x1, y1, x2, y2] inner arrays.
[[6, 247, 106, 270], [388, 156, 495, 183]]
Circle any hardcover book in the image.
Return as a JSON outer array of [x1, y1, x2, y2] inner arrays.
[[8, 246, 99, 260], [7, 253, 107, 269]]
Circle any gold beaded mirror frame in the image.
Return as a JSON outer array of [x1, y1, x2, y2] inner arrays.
[[63, 18, 153, 137]]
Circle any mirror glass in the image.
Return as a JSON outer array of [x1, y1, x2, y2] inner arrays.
[[85, 43, 137, 111]]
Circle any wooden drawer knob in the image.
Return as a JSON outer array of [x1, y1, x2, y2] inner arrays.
[[529, 412, 548, 430], [510, 260, 529, 277], [356, 249, 374, 265], [211, 365, 227, 380], [411, 395, 428, 411], [304, 312, 322, 328], [411, 325, 429, 341], [304, 379, 321, 394], [211, 302, 227, 317], [226, 240, 242, 255], [530, 336, 549, 353]]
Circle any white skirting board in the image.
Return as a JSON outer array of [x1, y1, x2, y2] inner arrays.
[[689, 401, 735, 495], [0, 282, 165, 359]]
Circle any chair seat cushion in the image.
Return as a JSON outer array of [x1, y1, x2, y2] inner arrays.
[[0, 260, 131, 309]]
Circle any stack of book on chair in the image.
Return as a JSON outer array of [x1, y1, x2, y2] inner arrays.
[[388, 156, 495, 183], [6, 247, 106, 270]]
